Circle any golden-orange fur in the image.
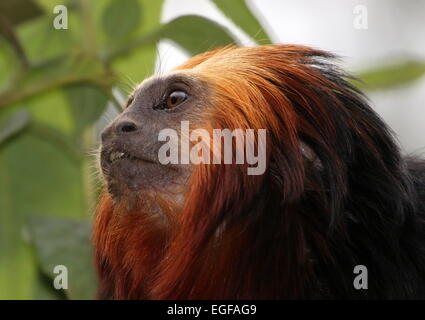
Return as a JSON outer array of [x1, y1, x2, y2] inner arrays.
[[93, 45, 425, 299]]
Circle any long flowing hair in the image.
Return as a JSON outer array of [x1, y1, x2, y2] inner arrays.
[[93, 45, 425, 299]]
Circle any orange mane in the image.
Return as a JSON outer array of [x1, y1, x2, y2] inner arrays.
[[93, 45, 416, 299]]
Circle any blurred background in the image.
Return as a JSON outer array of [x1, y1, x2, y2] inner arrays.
[[0, 0, 424, 299]]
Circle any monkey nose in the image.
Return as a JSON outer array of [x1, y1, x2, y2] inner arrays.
[[101, 119, 139, 143], [115, 120, 138, 134]]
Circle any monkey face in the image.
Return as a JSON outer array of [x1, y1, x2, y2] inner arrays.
[[100, 72, 210, 201]]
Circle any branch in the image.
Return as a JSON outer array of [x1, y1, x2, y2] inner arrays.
[[0, 15, 29, 68]]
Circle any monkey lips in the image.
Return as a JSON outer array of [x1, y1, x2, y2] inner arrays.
[[100, 145, 183, 199]]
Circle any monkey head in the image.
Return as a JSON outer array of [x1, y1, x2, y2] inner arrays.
[[100, 73, 212, 201]]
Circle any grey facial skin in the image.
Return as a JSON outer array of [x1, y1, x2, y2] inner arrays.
[[100, 72, 209, 202]]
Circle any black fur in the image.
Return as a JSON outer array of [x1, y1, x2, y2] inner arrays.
[[295, 54, 425, 298]]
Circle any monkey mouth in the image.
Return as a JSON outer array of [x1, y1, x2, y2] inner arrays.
[[102, 148, 157, 168], [100, 146, 188, 199], [109, 151, 138, 163]]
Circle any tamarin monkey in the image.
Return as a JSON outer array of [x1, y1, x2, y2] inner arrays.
[[93, 44, 425, 299]]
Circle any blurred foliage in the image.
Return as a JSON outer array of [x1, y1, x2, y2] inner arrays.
[[211, 0, 271, 44], [356, 60, 425, 90], [0, 110, 31, 144], [26, 216, 96, 299], [0, 0, 424, 300]]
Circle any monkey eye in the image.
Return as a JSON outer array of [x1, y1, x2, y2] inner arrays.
[[165, 90, 187, 109]]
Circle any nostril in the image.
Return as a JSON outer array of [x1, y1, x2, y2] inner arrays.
[[117, 121, 138, 134]]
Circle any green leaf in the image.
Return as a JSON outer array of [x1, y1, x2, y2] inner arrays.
[[34, 270, 67, 300], [25, 89, 75, 135], [157, 15, 236, 55], [108, 0, 164, 83], [356, 60, 425, 90], [211, 0, 271, 44], [109, 15, 237, 61], [30, 121, 83, 163], [102, 0, 141, 41], [16, 11, 76, 63], [65, 84, 109, 139], [0, 131, 86, 299], [26, 216, 96, 300], [0, 110, 31, 145], [0, 87, 87, 299]]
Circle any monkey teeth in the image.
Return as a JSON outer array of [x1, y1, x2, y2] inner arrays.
[[109, 151, 141, 163], [109, 151, 132, 163], [107, 150, 149, 164]]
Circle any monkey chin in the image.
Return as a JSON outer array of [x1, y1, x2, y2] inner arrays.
[[100, 146, 190, 208]]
